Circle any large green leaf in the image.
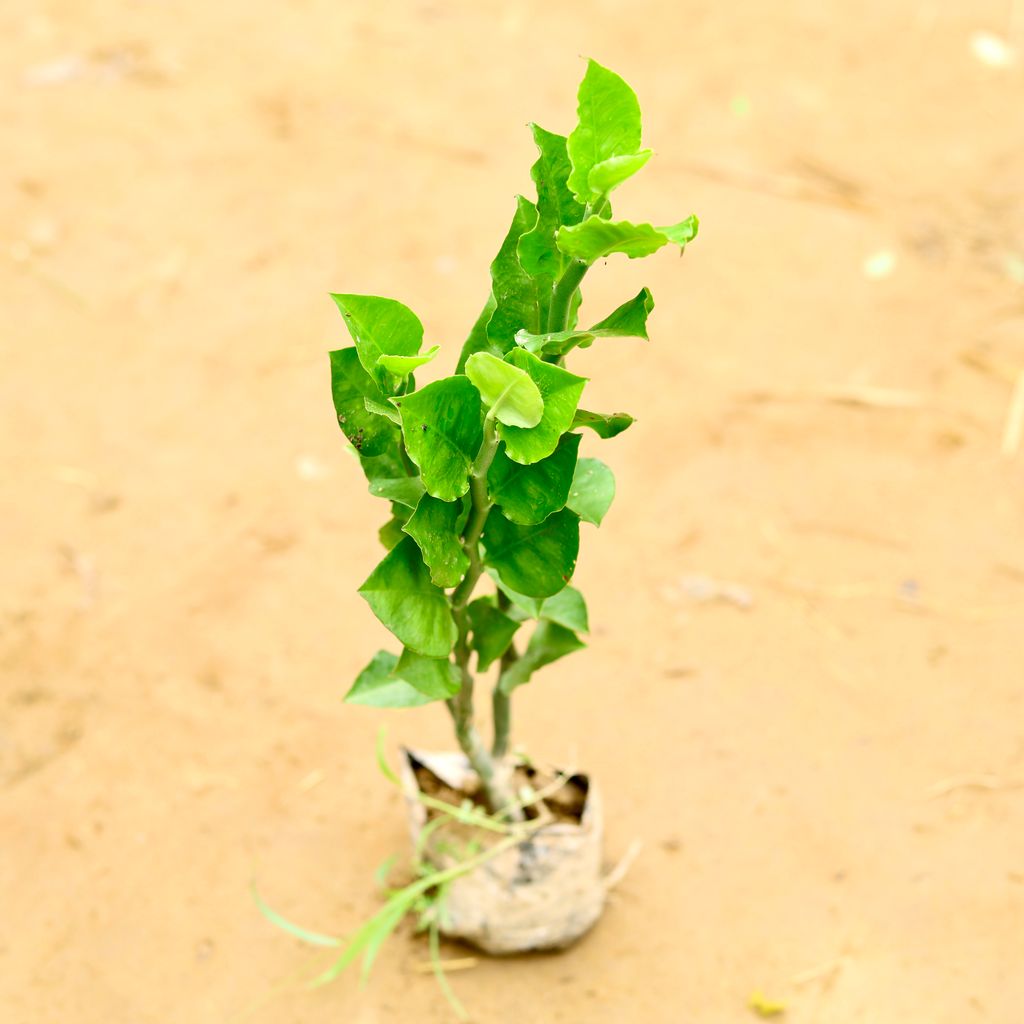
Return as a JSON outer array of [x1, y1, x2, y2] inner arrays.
[[567, 457, 615, 526], [588, 150, 652, 195], [394, 648, 460, 699], [489, 572, 588, 630], [556, 215, 699, 262], [486, 196, 542, 352], [566, 60, 645, 204], [455, 293, 498, 372], [519, 124, 587, 322], [401, 493, 470, 588], [344, 651, 434, 709], [497, 349, 587, 465], [498, 621, 586, 694], [377, 345, 439, 378], [331, 294, 424, 388], [358, 537, 457, 658], [487, 569, 544, 620], [378, 515, 407, 550], [515, 287, 654, 357], [487, 433, 580, 525], [482, 507, 580, 598], [329, 347, 401, 458], [363, 396, 401, 424], [367, 476, 425, 509], [537, 585, 589, 632], [467, 597, 521, 672], [572, 408, 635, 438], [397, 376, 483, 502], [464, 352, 543, 429]]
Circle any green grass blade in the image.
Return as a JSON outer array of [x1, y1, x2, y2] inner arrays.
[[251, 883, 342, 948]]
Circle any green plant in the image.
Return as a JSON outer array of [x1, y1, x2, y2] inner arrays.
[[332, 59, 698, 815]]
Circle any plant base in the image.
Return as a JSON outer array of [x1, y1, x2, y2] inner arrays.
[[399, 749, 606, 955]]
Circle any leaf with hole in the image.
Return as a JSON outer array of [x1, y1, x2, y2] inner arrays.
[[330, 348, 401, 458]]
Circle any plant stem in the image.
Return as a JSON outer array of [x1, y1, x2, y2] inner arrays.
[[546, 258, 589, 333], [491, 590, 517, 759], [447, 417, 521, 817]]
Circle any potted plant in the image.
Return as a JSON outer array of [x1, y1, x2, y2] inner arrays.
[[260, 58, 697, 996]]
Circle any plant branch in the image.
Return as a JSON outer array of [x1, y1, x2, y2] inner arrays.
[[446, 416, 521, 817], [546, 258, 589, 334]]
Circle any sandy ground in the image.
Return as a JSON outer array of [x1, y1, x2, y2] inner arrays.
[[3, 1, 1024, 1021]]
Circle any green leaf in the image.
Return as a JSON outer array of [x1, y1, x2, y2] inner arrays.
[[587, 149, 652, 195], [487, 569, 544, 619], [660, 215, 700, 247], [489, 572, 588, 630], [401, 493, 470, 588], [557, 215, 697, 262], [331, 294, 424, 388], [467, 597, 521, 672], [356, 445, 407, 484], [487, 433, 580, 525], [498, 621, 586, 694], [572, 408, 635, 438], [329, 347, 401, 457], [567, 60, 645, 204], [567, 457, 615, 526], [519, 124, 587, 323], [358, 537, 457, 658], [344, 650, 435, 709], [486, 196, 542, 352], [497, 349, 587, 465], [378, 515, 407, 550], [515, 287, 654, 357], [394, 648, 460, 700], [398, 376, 484, 502], [588, 286, 654, 341], [377, 345, 440, 377], [367, 476, 425, 508], [464, 352, 543, 428], [537, 585, 589, 632], [482, 507, 580, 598], [363, 396, 401, 424], [455, 293, 498, 372]]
